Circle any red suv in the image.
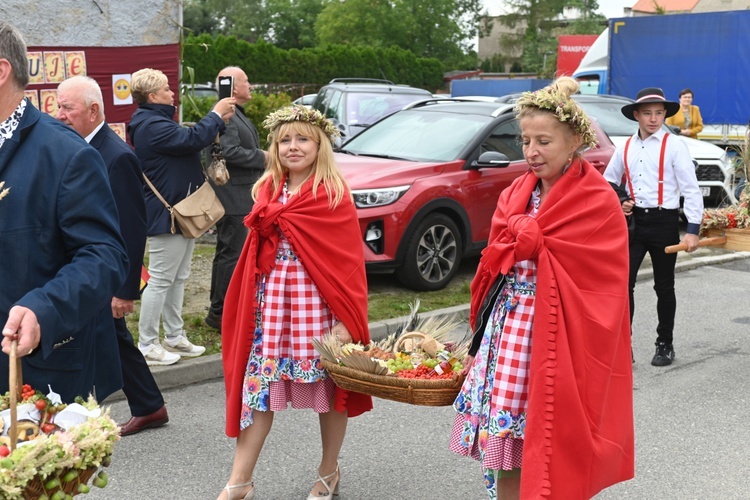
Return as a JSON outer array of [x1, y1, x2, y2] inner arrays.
[[335, 99, 615, 291]]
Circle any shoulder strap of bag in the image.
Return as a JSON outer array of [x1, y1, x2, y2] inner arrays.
[[142, 173, 173, 211]]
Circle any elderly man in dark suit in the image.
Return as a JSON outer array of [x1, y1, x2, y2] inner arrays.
[[56, 75, 168, 436], [205, 66, 267, 330], [0, 22, 128, 403]]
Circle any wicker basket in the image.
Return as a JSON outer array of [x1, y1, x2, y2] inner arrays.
[[322, 359, 464, 406], [6, 340, 108, 499], [21, 466, 98, 499]]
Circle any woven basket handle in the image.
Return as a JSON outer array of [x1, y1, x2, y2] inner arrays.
[[393, 332, 426, 354], [9, 339, 21, 452]]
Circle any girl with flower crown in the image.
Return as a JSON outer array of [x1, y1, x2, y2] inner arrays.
[[218, 105, 372, 500], [449, 77, 634, 499]]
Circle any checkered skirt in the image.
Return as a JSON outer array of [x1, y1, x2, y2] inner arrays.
[[239, 229, 337, 429], [449, 258, 536, 470]]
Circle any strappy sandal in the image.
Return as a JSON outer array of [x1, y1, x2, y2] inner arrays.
[[222, 480, 254, 500], [307, 464, 340, 500]]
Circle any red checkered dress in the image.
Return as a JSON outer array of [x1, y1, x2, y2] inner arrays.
[[449, 190, 540, 475], [239, 190, 337, 427]]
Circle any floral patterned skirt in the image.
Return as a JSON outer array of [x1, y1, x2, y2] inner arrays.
[[448, 271, 536, 471]]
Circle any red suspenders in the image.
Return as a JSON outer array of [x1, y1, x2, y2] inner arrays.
[[622, 134, 669, 205]]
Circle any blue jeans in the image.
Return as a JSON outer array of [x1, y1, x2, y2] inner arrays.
[[138, 233, 195, 346]]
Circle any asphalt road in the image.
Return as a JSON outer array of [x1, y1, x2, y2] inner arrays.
[[89, 258, 750, 499]]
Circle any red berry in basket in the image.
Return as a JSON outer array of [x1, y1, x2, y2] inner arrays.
[[0, 446, 9, 457], [35, 399, 47, 411]]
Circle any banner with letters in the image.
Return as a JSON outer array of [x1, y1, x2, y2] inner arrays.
[[26, 44, 180, 139]]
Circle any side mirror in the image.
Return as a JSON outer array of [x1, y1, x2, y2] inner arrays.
[[471, 151, 510, 169], [668, 125, 681, 135]]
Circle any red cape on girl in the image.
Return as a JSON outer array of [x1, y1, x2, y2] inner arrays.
[[222, 177, 373, 438], [470, 160, 634, 499]]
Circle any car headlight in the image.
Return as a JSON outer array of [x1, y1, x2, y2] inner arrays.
[[351, 186, 410, 208]]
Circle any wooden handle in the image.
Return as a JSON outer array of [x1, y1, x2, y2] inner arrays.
[[664, 236, 727, 254], [9, 340, 19, 452], [393, 331, 427, 354]]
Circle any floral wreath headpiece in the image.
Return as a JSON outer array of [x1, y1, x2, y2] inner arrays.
[[263, 105, 340, 144], [515, 88, 598, 150]]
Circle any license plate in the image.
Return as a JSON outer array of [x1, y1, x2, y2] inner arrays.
[[700, 187, 711, 197]]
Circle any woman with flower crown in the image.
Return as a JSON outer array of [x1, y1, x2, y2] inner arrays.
[[449, 77, 634, 500], [218, 105, 372, 500]]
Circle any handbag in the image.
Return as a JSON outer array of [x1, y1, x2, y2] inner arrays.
[[143, 174, 225, 238], [206, 134, 230, 186]]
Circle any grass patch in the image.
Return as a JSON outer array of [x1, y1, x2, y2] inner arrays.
[[367, 278, 471, 322]]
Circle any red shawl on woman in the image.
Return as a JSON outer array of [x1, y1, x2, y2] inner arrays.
[[470, 159, 634, 499], [222, 177, 373, 438]]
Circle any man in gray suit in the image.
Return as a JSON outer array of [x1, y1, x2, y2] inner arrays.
[[205, 66, 267, 330]]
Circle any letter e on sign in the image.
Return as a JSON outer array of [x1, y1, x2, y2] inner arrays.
[[40, 89, 59, 117], [65, 51, 87, 77]]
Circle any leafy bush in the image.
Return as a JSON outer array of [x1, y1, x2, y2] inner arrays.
[[183, 34, 445, 92]]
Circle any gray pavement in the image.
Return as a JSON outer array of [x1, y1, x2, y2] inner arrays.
[[93, 248, 750, 499]]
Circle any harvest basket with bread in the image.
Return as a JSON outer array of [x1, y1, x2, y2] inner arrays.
[[313, 301, 469, 406]]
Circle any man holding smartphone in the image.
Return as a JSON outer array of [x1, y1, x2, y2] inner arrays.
[[205, 66, 267, 331]]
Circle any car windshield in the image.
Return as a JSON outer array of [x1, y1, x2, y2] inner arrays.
[[346, 93, 429, 127], [576, 100, 639, 137], [341, 109, 492, 162]]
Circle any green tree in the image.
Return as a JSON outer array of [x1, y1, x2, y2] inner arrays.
[[315, 0, 483, 69], [564, 0, 607, 34], [498, 0, 566, 74], [183, 0, 221, 36], [265, 0, 325, 49]]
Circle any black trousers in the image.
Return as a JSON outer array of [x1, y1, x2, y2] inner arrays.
[[115, 317, 164, 416], [628, 207, 680, 345], [209, 214, 249, 318]]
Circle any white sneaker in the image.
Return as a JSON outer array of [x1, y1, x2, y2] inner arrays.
[[162, 335, 206, 358], [139, 343, 180, 366]]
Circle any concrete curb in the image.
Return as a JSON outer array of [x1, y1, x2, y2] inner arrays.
[[104, 250, 750, 403]]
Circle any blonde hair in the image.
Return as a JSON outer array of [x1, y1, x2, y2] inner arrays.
[[515, 76, 597, 152], [251, 120, 349, 208], [130, 68, 168, 105]]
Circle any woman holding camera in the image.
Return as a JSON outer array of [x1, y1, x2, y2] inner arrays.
[[128, 68, 235, 366]]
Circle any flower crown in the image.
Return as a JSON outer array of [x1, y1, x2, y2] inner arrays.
[[515, 88, 598, 150], [263, 105, 340, 143]]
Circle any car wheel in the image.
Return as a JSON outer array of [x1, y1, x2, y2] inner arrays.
[[397, 213, 463, 291]]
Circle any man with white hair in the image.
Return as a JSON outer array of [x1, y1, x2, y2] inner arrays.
[[56, 76, 169, 436], [0, 22, 127, 403]]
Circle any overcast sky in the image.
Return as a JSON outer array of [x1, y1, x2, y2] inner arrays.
[[482, 0, 636, 19]]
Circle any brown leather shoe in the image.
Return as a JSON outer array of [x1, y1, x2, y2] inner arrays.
[[119, 405, 169, 437]]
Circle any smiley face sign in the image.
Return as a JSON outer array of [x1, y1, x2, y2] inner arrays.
[[113, 79, 130, 100], [112, 74, 133, 105]]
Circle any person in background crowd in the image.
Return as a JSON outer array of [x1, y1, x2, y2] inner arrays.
[[204, 66, 267, 332], [219, 106, 372, 500], [0, 21, 128, 403], [604, 87, 703, 367], [665, 88, 704, 139], [128, 68, 235, 366], [451, 77, 634, 499], [56, 75, 168, 436]]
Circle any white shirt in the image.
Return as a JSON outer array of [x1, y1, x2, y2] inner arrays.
[[604, 128, 703, 226], [84, 121, 105, 144]]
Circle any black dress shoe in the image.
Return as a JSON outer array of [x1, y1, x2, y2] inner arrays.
[[119, 405, 169, 436], [205, 312, 222, 331], [651, 342, 675, 367]]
